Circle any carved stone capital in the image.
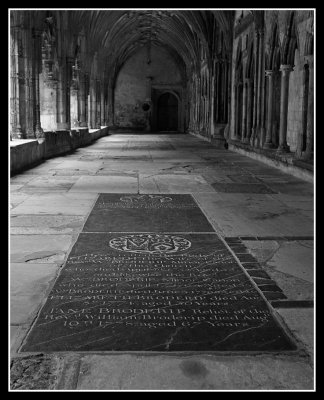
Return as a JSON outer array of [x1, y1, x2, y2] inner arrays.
[[265, 69, 274, 77], [280, 64, 293, 74]]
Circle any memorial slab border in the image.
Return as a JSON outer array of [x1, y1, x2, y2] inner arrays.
[[19, 194, 299, 354]]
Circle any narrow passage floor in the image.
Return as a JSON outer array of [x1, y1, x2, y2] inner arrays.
[[10, 133, 314, 390]]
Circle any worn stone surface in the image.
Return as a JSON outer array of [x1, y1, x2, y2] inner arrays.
[[10, 215, 85, 234], [192, 192, 313, 237], [68, 176, 138, 193], [212, 183, 277, 194], [242, 240, 314, 301], [10, 235, 74, 263], [10, 355, 63, 390], [75, 354, 313, 390], [11, 193, 97, 215], [266, 241, 314, 283], [10, 263, 60, 324], [10, 133, 314, 390], [276, 308, 314, 359], [83, 193, 214, 233]]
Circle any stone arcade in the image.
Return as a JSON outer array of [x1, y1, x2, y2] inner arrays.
[[10, 9, 314, 391]]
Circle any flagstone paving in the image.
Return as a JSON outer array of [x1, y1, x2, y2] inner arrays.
[[10, 133, 314, 390]]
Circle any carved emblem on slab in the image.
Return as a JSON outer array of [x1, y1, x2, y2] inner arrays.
[[120, 194, 172, 204], [109, 234, 191, 254]]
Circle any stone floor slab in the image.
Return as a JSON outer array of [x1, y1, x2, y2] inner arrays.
[[10, 263, 60, 324], [11, 193, 97, 215], [276, 308, 314, 359], [266, 241, 314, 283], [68, 176, 138, 193], [76, 354, 313, 390], [10, 133, 314, 390], [83, 193, 215, 233], [10, 234, 74, 263], [10, 215, 85, 235], [193, 192, 314, 237], [142, 174, 215, 193]]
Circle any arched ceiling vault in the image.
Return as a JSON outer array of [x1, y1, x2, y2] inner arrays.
[[26, 10, 235, 86]]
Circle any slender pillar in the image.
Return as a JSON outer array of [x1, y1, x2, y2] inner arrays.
[[25, 40, 35, 138], [251, 31, 259, 146], [100, 84, 105, 126], [259, 30, 266, 147], [234, 84, 239, 139], [96, 80, 101, 128], [255, 30, 263, 148], [241, 79, 248, 141], [277, 64, 292, 152], [103, 92, 108, 125], [218, 62, 223, 123], [223, 61, 228, 122], [10, 26, 23, 138], [66, 57, 74, 129], [78, 71, 87, 127], [33, 30, 44, 137], [303, 56, 314, 160], [56, 61, 69, 130], [245, 78, 253, 142], [264, 70, 275, 148], [210, 70, 215, 135], [89, 78, 97, 129], [215, 62, 220, 122], [296, 65, 309, 157]]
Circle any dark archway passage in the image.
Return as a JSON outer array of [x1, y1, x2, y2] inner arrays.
[[157, 92, 178, 131]]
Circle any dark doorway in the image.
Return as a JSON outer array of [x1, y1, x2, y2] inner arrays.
[[157, 92, 178, 131]]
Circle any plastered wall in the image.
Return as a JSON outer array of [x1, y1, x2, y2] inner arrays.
[[114, 45, 182, 129]]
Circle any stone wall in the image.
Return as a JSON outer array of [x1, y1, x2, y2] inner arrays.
[[114, 45, 182, 129], [10, 127, 108, 175], [229, 10, 314, 161], [286, 50, 304, 152]]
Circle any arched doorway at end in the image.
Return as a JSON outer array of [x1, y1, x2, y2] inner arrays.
[[157, 92, 179, 131]]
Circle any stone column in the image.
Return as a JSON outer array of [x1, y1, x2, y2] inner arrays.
[[303, 56, 314, 160], [96, 79, 101, 128], [255, 30, 263, 148], [56, 61, 69, 130], [66, 57, 74, 129], [103, 92, 108, 125], [89, 78, 97, 129], [223, 61, 228, 122], [296, 65, 308, 157], [277, 64, 292, 152], [259, 30, 266, 147], [263, 70, 275, 148], [210, 70, 215, 135], [10, 26, 23, 138], [100, 84, 105, 126], [234, 84, 239, 139], [215, 61, 220, 123], [25, 38, 35, 138], [245, 78, 253, 143], [78, 71, 87, 127], [33, 30, 44, 137], [237, 81, 243, 140], [241, 79, 248, 142], [251, 31, 259, 146]]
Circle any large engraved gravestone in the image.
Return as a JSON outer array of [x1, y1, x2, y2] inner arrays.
[[21, 194, 296, 352]]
